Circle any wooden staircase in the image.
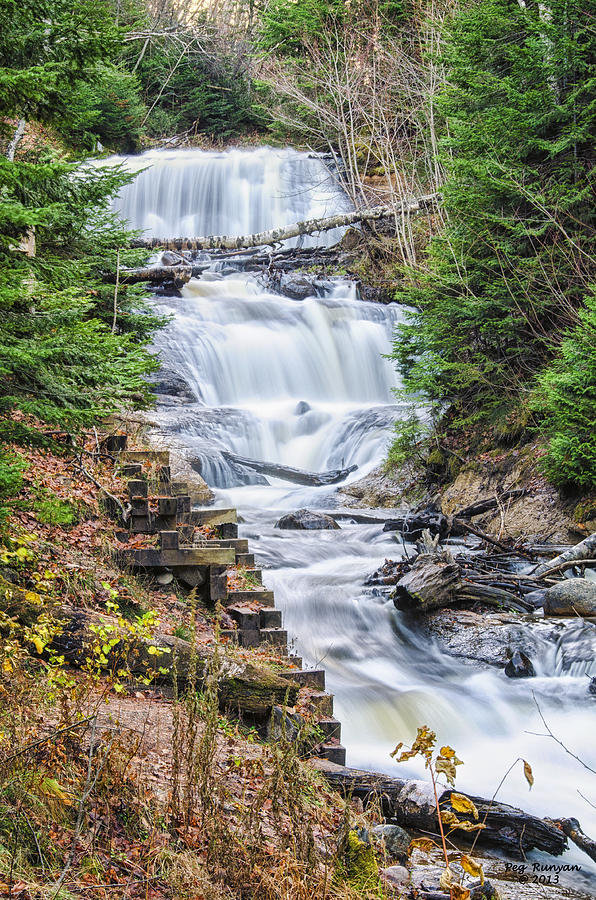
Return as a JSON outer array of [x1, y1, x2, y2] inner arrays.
[[109, 440, 346, 765]]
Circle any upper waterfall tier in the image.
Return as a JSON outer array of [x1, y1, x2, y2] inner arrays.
[[105, 147, 351, 243]]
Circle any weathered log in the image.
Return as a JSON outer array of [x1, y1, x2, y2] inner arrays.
[[554, 818, 596, 863], [391, 559, 533, 614], [455, 490, 528, 519], [0, 581, 298, 718], [130, 194, 441, 251], [103, 264, 192, 285], [222, 450, 357, 486], [311, 759, 567, 857], [533, 532, 596, 578], [383, 512, 453, 540], [392, 561, 460, 612]]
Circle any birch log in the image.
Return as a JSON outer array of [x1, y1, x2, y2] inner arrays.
[[533, 532, 596, 578], [130, 194, 440, 251]]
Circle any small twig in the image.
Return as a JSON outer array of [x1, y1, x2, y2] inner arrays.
[[455, 518, 533, 560], [529, 694, 596, 775], [536, 558, 596, 579], [4, 716, 94, 764]]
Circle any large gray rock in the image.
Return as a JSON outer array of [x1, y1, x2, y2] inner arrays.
[[275, 508, 340, 530], [371, 824, 411, 863], [543, 578, 596, 616], [504, 649, 535, 678], [380, 865, 409, 889], [149, 368, 197, 402]]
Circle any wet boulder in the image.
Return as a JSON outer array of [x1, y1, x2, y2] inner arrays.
[[543, 578, 596, 616], [148, 368, 197, 402], [161, 250, 184, 266], [504, 649, 535, 678], [371, 824, 411, 864], [294, 400, 311, 415], [588, 676, 596, 696], [278, 274, 316, 300], [275, 508, 340, 530]]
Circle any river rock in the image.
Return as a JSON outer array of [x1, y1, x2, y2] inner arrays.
[[161, 250, 184, 266], [504, 649, 535, 678], [588, 677, 596, 696], [294, 400, 311, 415], [543, 578, 596, 616], [278, 274, 316, 300], [275, 509, 340, 530], [380, 865, 409, 889], [371, 824, 411, 863], [148, 368, 197, 402]]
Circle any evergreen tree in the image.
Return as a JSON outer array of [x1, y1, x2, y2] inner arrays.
[[392, 0, 596, 469]]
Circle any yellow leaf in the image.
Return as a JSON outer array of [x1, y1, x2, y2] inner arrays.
[[440, 745, 455, 758], [450, 792, 479, 820], [113, 682, 125, 693], [408, 837, 436, 855], [523, 759, 534, 789], [24, 591, 41, 603], [439, 867, 454, 890], [3, 659, 13, 673], [451, 886, 471, 900], [460, 854, 484, 884], [31, 636, 45, 654]]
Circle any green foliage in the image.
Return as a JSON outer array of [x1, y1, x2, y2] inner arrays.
[[0, 451, 25, 524], [60, 65, 146, 152], [391, 0, 596, 489], [258, 0, 346, 57], [34, 495, 79, 527], [535, 294, 596, 490], [0, 0, 118, 126]]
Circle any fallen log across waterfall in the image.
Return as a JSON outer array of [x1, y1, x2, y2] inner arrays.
[[311, 759, 568, 857], [130, 193, 440, 251], [221, 450, 358, 486]]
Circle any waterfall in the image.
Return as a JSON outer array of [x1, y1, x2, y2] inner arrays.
[[106, 146, 350, 244], [111, 146, 596, 885]]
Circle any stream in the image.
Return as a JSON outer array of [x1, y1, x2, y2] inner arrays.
[[110, 146, 596, 891]]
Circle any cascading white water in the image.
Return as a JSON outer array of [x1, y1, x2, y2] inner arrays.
[[112, 147, 596, 891], [106, 146, 350, 244]]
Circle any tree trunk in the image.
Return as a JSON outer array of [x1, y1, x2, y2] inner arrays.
[[222, 450, 358, 486], [392, 560, 461, 612], [0, 580, 298, 718], [6, 118, 26, 161], [103, 264, 192, 285], [311, 759, 567, 857], [130, 194, 440, 251], [533, 531, 596, 578], [554, 818, 596, 863]]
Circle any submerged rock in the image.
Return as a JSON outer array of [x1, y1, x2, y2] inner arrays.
[[504, 648, 535, 678], [294, 400, 311, 415], [275, 508, 340, 530], [543, 578, 596, 616]]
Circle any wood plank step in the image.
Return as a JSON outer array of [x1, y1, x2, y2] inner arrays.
[[118, 547, 235, 568], [309, 692, 334, 716], [227, 589, 274, 607], [191, 507, 238, 526], [227, 607, 260, 629], [236, 552, 255, 566], [317, 742, 346, 766], [259, 628, 287, 648], [259, 608, 281, 628], [278, 669, 325, 690], [121, 450, 170, 465], [195, 539, 249, 553], [317, 717, 341, 741]]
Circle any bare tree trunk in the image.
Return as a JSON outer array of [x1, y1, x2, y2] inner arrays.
[[130, 194, 440, 250], [6, 119, 26, 161]]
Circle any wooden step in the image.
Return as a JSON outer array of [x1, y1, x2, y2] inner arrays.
[[259, 628, 287, 648], [236, 552, 255, 566], [259, 608, 281, 628], [118, 547, 235, 568], [278, 669, 325, 690], [227, 606, 260, 630], [121, 450, 170, 466], [309, 692, 334, 716], [191, 507, 238, 526], [317, 742, 346, 766], [121, 463, 142, 478], [227, 589, 274, 607], [317, 717, 341, 741]]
